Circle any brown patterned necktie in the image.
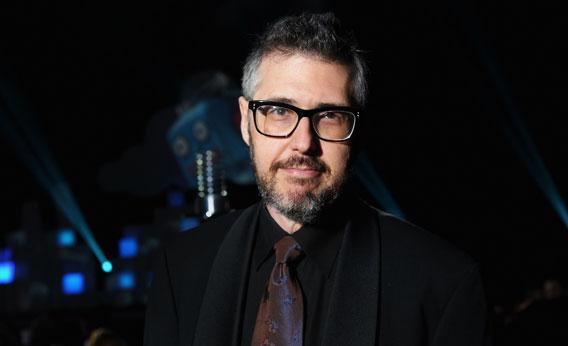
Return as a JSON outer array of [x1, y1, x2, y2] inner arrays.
[[251, 236, 304, 346]]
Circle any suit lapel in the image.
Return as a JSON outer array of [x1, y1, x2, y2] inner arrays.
[[322, 204, 381, 346], [192, 203, 261, 346]]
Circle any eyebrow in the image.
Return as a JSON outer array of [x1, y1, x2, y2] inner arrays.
[[265, 97, 350, 109]]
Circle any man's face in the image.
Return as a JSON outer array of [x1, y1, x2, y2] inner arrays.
[[239, 53, 352, 223]]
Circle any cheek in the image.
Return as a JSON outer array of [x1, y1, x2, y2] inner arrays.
[[323, 145, 351, 173], [251, 137, 279, 172]]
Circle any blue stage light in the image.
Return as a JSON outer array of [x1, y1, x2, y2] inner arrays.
[[354, 152, 405, 219], [0, 94, 113, 273], [0, 261, 15, 285], [118, 271, 136, 290], [168, 190, 185, 208], [180, 217, 200, 232], [119, 236, 138, 258], [62, 272, 84, 294], [57, 228, 76, 247], [460, 15, 568, 230], [102, 261, 113, 273]]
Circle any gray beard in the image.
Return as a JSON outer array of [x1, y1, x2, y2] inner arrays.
[[250, 141, 348, 225]]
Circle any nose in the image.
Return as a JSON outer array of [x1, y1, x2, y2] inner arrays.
[[289, 117, 321, 155]]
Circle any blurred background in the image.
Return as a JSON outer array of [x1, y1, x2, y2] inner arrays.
[[0, 1, 566, 345]]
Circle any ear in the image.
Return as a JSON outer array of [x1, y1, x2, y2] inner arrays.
[[238, 96, 251, 146]]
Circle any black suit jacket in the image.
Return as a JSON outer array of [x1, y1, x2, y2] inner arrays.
[[144, 201, 490, 346]]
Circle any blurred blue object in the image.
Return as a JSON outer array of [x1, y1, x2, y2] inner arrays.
[[119, 236, 138, 258], [167, 97, 254, 189], [118, 271, 136, 290], [168, 190, 186, 207], [0, 261, 15, 284], [57, 228, 76, 247], [62, 272, 84, 295], [179, 216, 201, 232], [0, 248, 12, 261]]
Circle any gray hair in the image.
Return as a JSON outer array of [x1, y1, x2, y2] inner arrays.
[[241, 12, 369, 108]]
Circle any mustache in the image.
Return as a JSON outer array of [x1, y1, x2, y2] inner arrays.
[[270, 156, 329, 173]]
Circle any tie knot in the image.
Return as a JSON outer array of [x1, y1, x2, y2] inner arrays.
[[274, 236, 303, 264]]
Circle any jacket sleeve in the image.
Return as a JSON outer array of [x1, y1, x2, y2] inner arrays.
[[431, 265, 492, 346], [144, 249, 180, 346]]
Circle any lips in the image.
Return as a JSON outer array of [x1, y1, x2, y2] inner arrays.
[[271, 156, 329, 175], [281, 167, 323, 178]]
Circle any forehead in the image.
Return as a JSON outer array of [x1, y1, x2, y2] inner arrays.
[[253, 53, 351, 107]]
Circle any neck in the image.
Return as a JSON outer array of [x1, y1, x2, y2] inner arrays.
[[266, 204, 303, 234]]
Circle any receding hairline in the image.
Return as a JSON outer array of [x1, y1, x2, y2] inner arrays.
[[245, 50, 356, 102], [262, 49, 351, 64]]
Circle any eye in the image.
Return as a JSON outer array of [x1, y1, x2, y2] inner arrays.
[[268, 106, 292, 117], [319, 111, 348, 123], [321, 111, 340, 120], [259, 105, 294, 117]]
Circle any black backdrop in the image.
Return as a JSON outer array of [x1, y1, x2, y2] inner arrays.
[[1, 0, 567, 312]]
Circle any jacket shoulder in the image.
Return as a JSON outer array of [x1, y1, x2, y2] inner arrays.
[[367, 204, 478, 276], [366, 207, 489, 345]]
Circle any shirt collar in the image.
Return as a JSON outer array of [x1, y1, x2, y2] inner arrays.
[[254, 204, 346, 279]]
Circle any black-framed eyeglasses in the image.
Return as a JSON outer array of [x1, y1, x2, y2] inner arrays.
[[248, 100, 360, 142]]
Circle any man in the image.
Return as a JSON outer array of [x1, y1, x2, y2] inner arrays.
[[144, 12, 490, 346]]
